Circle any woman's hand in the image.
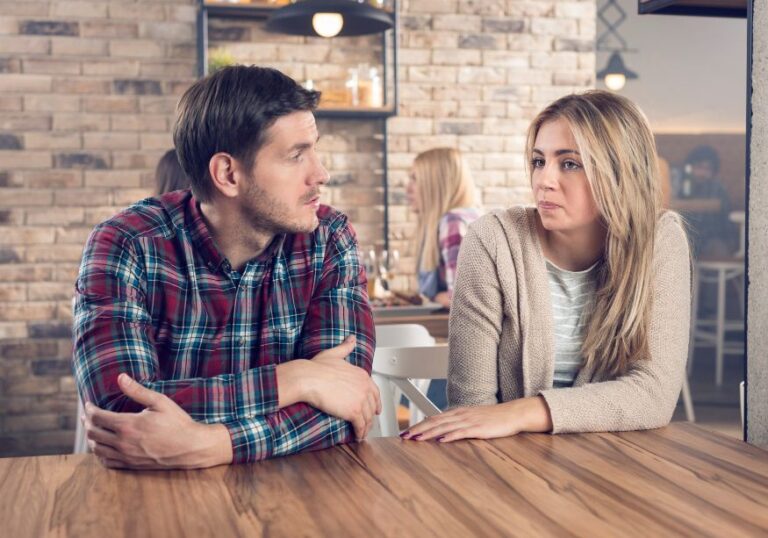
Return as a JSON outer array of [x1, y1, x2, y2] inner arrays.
[[401, 396, 553, 443]]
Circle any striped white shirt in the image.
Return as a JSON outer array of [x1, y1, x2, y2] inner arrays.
[[545, 259, 599, 388]]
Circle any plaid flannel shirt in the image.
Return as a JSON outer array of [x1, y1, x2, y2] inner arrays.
[[73, 190, 375, 463]]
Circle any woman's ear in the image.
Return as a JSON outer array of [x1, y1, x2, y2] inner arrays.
[[208, 153, 241, 199]]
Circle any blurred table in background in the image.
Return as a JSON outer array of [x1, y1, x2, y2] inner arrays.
[[373, 308, 449, 340]]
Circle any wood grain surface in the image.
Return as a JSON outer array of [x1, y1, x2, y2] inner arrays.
[[1, 423, 766, 537]]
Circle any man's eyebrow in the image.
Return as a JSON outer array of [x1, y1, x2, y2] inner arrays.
[[287, 135, 320, 153], [531, 148, 580, 156]]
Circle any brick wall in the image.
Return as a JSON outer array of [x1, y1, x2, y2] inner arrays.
[[0, 0, 198, 456], [0, 0, 594, 456]]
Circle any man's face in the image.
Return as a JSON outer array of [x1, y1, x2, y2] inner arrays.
[[689, 160, 716, 181], [240, 111, 329, 235]]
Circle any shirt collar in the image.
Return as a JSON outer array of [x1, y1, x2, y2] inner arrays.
[[168, 191, 287, 273]]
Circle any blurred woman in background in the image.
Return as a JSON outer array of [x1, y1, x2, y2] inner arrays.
[[407, 147, 481, 308], [155, 149, 190, 195]]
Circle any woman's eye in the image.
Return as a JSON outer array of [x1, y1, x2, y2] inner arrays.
[[531, 158, 544, 168], [563, 160, 581, 170]]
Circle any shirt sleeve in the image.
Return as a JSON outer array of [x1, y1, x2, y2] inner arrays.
[[73, 223, 281, 423], [438, 213, 472, 298], [225, 215, 376, 462]]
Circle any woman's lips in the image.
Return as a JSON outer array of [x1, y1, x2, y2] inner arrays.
[[538, 201, 560, 210]]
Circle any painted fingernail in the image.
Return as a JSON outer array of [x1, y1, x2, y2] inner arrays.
[[412, 434, 422, 440], [437, 436, 445, 442], [399, 430, 410, 438]]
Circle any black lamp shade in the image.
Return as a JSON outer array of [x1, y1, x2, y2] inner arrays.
[[596, 51, 638, 80], [266, 0, 394, 37]]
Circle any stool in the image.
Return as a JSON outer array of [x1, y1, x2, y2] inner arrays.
[[688, 259, 745, 386]]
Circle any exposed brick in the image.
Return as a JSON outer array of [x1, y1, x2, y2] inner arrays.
[[51, 37, 108, 56], [0, 151, 52, 170], [108, 3, 167, 22], [54, 152, 109, 169], [0, 340, 58, 360], [22, 58, 82, 75], [109, 39, 164, 58], [482, 18, 525, 33], [112, 188, 153, 206], [4, 413, 62, 433], [0, 133, 22, 149], [53, 77, 111, 94], [0, 36, 50, 55], [139, 132, 173, 150], [0, 283, 26, 301], [84, 169, 142, 188], [82, 59, 140, 77], [83, 131, 139, 151], [0, 74, 52, 92], [139, 61, 195, 79], [55, 190, 110, 207], [52, 1, 109, 19], [24, 132, 81, 150], [53, 113, 110, 131], [0, 245, 20, 263], [0, 58, 22, 73], [139, 21, 194, 42], [0, 96, 22, 112], [30, 359, 74, 377], [458, 34, 498, 49], [0, 264, 52, 285], [24, 94, 80, 112], [23, 170, 83, 189], [82, 95, 138, 114], [4, 376, 60, 396], [438, 121, 483, 135], [113, 79, 162, 95], [81, 20, 138, 38], [24, 245, 84, 262], [408, 0, 458, 14], [20, 20, 79, 37], [208, 25, 251, 42], [0, 322, 27, 338], [109, 115, 167, 132], [0, 301, 57, 322], [0, 227, 55, 245], [26, 207, 85, 225], [554, 38, 594, 52]]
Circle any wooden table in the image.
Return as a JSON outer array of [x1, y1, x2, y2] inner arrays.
[[373, 309, 450, 339], [2, 423, 767, 537]]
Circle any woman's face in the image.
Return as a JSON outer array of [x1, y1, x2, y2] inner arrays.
[[531, 118, 600, 233], [406, 168, 420, 213]]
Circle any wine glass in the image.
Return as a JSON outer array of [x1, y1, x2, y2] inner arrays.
[[378, 249, 399, 291]]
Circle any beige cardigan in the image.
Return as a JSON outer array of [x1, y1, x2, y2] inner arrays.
[[447, 206, 691, 433]]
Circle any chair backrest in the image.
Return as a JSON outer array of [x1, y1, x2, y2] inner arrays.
[[375, 323, 435, 347], [371, 344, 449, 437], [73, 394, 88, 454]]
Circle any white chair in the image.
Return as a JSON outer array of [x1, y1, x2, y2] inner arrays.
[[375, 324, 437, 426], [688, 259, 745, 386], [371, 344, 449, 437], [73, 395, 88, 454]]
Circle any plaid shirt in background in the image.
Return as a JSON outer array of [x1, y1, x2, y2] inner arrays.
[[73, 190, 375, 463]]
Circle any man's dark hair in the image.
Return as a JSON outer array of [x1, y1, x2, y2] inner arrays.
[[155, 149, 190, 195], [685, 145, 720, 175], [173, 65, 320, 202]]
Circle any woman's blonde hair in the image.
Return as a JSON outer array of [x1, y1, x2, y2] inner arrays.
[[526, 90, 665, 378], [412, 147, 477, 272]]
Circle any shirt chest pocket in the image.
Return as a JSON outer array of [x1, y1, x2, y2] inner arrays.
[[262, 321, 303, 362]]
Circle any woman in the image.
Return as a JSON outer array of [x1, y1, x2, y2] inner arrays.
[[402, 91, 690, 441], [155, 148, 190, 195], [407, 147, 481, 308]]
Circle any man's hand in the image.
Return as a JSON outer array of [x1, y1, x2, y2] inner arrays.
[[304, 336, 381, 441], [83, 373, 233, 470]]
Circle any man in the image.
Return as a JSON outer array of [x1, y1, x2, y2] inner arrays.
[[680, 145, 734, 258], [73, 65, 380, 469]]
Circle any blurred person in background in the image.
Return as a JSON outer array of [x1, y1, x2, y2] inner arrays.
[[679, 145, 734, 258], [155, 149, 190, 195], [407, 147, 481, 309]]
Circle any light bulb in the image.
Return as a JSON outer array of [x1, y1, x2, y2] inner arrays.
[[604, 73, 626, 91], [312, 12, 343, 38]]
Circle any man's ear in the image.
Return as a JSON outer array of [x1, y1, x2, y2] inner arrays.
[[208, 153, 244, 199]]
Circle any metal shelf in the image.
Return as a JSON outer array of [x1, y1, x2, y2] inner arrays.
[[638, 0, 747, 18]]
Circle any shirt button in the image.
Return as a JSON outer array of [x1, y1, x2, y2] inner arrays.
[[238, 337, 246, 347]]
